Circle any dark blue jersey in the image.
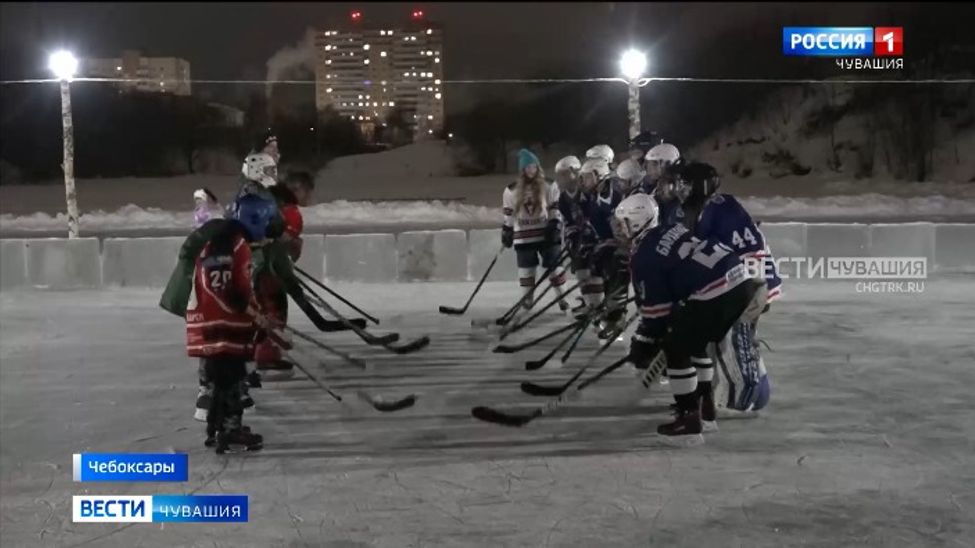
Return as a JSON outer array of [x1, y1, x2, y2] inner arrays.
[[580, 180, 623, 242], [630, 223, 748, 341], [693, 194, 782, 302]]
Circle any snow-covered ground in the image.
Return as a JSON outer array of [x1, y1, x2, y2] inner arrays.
[[2, 184, 974, 237], [1, 279, 973, 546]]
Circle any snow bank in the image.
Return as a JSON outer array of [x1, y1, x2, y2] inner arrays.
[[0, 200, 500, 233]]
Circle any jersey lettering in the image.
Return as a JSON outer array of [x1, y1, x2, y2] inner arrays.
[[677, 237, 733, 269]]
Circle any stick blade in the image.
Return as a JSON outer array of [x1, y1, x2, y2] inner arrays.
[[387, 335, 431, 354], [362, 392, 418, 412], [366, 332, 400, 345], [491, 344, 520, 354], [470, 406, 535, 427], [524, 358, 548, 371], [520, 381, 567, 397], [438, 305, 466, 315]]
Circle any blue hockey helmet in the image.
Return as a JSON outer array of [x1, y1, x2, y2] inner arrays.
[[229, 193, 278, 241]]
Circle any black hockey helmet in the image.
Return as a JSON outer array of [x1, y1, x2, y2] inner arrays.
[[629, 130, 662, 155], [676, 161, 720, 206]]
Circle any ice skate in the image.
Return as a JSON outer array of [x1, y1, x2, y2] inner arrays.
[[193, 385, 212, 422], [246, 370, 263, 388], [215, 428, 263, 454], [657, 409, 705, 447], [699, 386, 719, 433]]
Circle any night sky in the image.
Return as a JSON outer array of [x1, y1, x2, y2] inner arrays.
[[4, 2, 960, 81]]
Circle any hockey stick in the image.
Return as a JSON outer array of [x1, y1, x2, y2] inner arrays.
[[439, 245, 504, 315], [285, 326, 367, 369], [297, 278, 399, 345], [492, 320, 582, 354], [295, 267, 380, 325], [472, 341, 666, 428], [472, 248, 570, 328], [298, 279, 431, 354], [498, 280, 582, 341], [289, 354, 418, 412], [525, 320, 588, 370], [558, 320, 589, 366], [521, 313, 637, 396]]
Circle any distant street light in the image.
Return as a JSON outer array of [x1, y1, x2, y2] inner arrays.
[[49, 50, 80, 238], [619, 49, 647, 140]]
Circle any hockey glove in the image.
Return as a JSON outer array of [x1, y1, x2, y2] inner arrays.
[[544, 219, 561, 245], [501, 225, 514, 248]]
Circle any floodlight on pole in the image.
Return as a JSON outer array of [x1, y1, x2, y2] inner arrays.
[[49, 50, 80, 237], [619, 49, 647, 81], [48, 50, 78, 81], [619, 49, 647, 140]]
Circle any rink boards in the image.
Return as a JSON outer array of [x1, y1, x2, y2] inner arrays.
[[1, 223, 973, 289]]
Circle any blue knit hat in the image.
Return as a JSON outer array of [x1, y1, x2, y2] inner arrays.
[[517, 149, 540, 172]]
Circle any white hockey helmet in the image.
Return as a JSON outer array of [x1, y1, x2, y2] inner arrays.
[[645, 143, 680, 164], [242, 152, 278, 188], [579, 158, 611, 192], [554, 155, 582, 174], [585, 144, 615, 165], [645, 143, 680, 179], [615, 158, 645, 185], [614, 193, 660, 242]]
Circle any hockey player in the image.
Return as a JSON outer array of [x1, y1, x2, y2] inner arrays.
[[251, 171, 317, 379], [502, 149, 568, 311], [615, 193, 760, 445], [193, 188, 222, 229], [645, 143, 685, 226], [671, 162, 780, 413], [554, 155, 594, 317], [186, 193, 281, 453], [577, 157, 628, 337], [237, 152, 279, 200], [614, 158, 650, 197]]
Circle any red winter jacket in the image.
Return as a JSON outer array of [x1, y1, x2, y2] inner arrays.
[[186, 234, 257, 358]]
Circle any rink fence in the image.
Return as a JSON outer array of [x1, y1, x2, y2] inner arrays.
[[0, 223, 973, 289]]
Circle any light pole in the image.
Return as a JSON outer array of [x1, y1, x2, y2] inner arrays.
[[49, 50, 80, 238], [619, 49, 647, 140]]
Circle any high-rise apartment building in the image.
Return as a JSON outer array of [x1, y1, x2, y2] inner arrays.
[[314, 10, 443, 140], [84, 50, 192, 96]]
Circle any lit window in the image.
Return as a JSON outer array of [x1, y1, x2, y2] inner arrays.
[[389, 101, 395, 106], [383, 87, 387, 92], [363, 44, 370, 50], [435, 93, 441, 99], [358, 115, 363, 120], [116, 66, 122, 71], [412, 36, 417, 41], [403, 72, 409, 77], [365, 116, 370, 121], [380, 51, 387, 57], [427, 115, 434, 120], [412, 72, 417, 76], [364, 59, 370, 65], [326, 60, 332, 65], [427, 50, 433, 56], [381, 80, 387, 85], [326, 87, 333, 93], [434, 57, 440, 63], [366, 94, 370, 99], [358, 94, 363, 99], [434, 79, 441, 85], [420, 86, 426, 91], [427, 29, 433, 35], [326, 74, 331, 79], [428, 129, 433, 134], [380, 30, 386, 36], [404, 37, 409, 42], [325, 45, 331, 51], [373, 102, 378, 107], [358, 102, 363, 106], [388, 30, 393, 36]]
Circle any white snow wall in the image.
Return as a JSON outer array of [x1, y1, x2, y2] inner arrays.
[[0, 223, 973, 290]]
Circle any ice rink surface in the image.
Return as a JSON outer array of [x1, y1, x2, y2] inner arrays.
[[1, 279, 973, 547]]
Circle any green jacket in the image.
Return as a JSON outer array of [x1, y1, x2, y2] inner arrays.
[[159, 219, 227, 318]]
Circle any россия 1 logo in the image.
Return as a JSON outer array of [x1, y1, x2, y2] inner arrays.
[[782, 27, 903, 70]]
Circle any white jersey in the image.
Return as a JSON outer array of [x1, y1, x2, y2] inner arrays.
[[502, 180, 561, 246]]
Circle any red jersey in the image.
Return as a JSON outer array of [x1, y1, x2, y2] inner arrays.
[[280, 203, 304, 260], [186, 235, 256, 358]]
